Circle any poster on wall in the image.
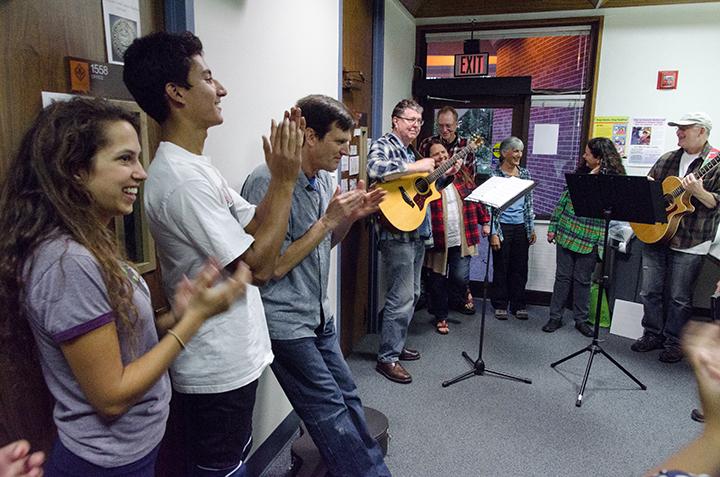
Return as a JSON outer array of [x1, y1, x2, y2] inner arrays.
[[592, 116, 628, 157], [627, 117, 666, 165], [102, 0, 141, 65]]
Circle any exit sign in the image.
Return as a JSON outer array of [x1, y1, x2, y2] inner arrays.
[[454, 53, 489, 77]]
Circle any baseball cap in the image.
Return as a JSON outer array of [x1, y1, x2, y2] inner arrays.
[[668, 112, 712, 131]]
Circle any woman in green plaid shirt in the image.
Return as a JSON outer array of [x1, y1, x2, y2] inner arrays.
[[542, 137, 626, 336]]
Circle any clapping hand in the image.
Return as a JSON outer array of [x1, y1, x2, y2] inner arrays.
[[0, 440, 44, 477], [172, 259, 251, 322], [349, 180, 385, 222], [263, 107, 305, 184]]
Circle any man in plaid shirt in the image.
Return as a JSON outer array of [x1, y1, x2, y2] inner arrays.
[[631, 112, 720, 363], [367, 99, 441, 384]]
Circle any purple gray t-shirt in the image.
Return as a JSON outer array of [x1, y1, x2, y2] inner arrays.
[[24, 236, 170, 467]]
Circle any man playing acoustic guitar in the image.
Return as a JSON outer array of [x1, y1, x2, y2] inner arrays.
[[367, 99, 460, 383], [631, 112, 720, 363]]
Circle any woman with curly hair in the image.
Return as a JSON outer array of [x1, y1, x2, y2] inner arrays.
[[542, 137, 626, 336], [0, 98, 248, 476]]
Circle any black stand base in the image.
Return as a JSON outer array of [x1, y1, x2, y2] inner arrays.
[[551, 338, 646, 407], [442, 351, 532, 388]]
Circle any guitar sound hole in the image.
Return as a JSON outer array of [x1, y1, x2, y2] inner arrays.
[[663, 194, 673, 208], [414, 178, 429, 194]]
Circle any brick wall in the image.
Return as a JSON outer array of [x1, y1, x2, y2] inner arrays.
[[526, 107, 584, 216], [496, 35, 590, 90], [494, 36, 590, 216]]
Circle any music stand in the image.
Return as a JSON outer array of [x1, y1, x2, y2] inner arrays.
[[442, 176, 535, 388], [550, 173, 666, 406]]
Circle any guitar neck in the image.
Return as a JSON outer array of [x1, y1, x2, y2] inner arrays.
[[670, 149, 720, 198], [426, 145, 472, 184]]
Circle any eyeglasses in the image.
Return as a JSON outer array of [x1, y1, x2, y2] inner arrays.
[[395, 116, 424, 126]]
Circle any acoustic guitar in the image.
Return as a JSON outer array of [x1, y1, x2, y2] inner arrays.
[[375, 136, 482, 232], [631, 148, 720, 244]]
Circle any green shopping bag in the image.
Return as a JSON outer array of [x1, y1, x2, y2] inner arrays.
[[588, 282, 611, 328]]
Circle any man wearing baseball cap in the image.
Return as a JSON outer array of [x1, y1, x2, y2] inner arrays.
[[631, 112, 720, 363]]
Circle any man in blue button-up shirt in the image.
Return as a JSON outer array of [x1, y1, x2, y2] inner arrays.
[[242, 95, 389, 477]]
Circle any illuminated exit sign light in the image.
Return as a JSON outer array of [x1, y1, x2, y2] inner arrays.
[[454, 53, 489, 77]]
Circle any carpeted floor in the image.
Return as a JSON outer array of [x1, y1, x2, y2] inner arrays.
[[264, 303, 702, 477]]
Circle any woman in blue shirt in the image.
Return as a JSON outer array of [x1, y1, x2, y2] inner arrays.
[[489, 136, 536, 320]]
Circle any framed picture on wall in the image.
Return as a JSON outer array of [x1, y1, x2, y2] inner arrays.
[[657, 70, 678, 90]]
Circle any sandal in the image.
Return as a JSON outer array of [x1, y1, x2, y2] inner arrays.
[[435, 320, 449, 335], [460, 299, 476, 315]]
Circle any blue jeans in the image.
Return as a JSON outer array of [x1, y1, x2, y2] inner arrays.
[[428, 246, 471, 321], [45, 440, 159, 477], [548, 245, 597, 324], [271, 320, 390, 477], [378, 238, 425, 363], [639, 243, 704, 347]]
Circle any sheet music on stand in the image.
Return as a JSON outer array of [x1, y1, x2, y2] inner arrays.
[[465, 175, 536, 212]]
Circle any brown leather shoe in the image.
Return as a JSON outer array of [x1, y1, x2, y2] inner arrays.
[[376, 361, 412, 384], [399, 347, 421, 361]]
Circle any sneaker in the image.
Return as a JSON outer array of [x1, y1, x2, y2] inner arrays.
[[515, 309, 529, 320], [495, 309, 508, 320], [630, 334, 665, 352], [574, 321, 594, 337], [659, 346, 683, 363], [542, 319, 563, 333]]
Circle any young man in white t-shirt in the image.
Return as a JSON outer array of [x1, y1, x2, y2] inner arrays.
[[123, 31, 302, 476]]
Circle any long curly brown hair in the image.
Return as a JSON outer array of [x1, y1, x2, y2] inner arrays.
[[0, 98, 141, 356], [577, 137, 626, 175]]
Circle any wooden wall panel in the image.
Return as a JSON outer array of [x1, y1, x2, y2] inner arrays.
[[340, 0, 375, 355], [0, 0, 164, 452]]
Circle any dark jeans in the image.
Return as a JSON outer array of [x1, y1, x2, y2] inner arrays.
[[548, 244, 597, 324], [271, 319, 390, 477], [176, 381, 258, 476], [45, 440, 159, 477], [640, 243, 704, 347], [491, 223, 529, 313], [428, 246, 471, 321]]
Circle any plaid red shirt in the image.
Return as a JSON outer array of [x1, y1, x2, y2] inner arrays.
[[429, 175, 490, 251]]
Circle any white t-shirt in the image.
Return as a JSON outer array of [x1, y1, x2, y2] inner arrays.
[[144, 141, 273, 394], [443, 186, 462, 248], [673, 151, 711, 255]]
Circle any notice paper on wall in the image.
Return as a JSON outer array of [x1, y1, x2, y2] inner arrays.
[[532, 124, 560, 155], [593, 116, 629, 157], [349, 156, 359, 176], [626, 117, 666, 165], [102, 0, 141, 65]]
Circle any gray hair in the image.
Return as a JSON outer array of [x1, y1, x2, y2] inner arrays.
[[499, 136, 524, 154], [391, 99, 422, 119]]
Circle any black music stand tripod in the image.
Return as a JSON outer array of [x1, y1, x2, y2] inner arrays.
[[550, 173, 666, 406], [443, 179, 534, 388]]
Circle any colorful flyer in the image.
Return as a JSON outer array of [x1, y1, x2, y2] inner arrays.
[[592, 116, 629, 156]]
